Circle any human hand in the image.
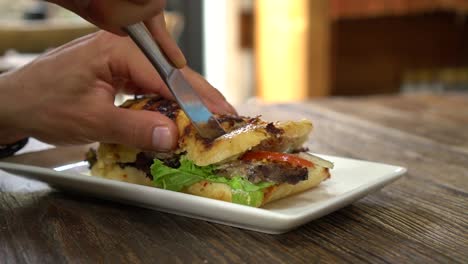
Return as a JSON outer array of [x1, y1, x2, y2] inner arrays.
[[0, 31, 235, 150], [47, 0, 186, 68]]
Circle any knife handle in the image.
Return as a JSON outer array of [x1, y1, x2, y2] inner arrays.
[[123, 22, 174, 79]]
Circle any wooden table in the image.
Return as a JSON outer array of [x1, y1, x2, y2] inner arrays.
[[1, 93, 467, 263]]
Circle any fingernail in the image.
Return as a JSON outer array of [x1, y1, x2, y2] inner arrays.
[[152, 126, 174, 151], [174, 56, 187, 69]]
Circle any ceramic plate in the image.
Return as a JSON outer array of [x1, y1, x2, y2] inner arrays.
[[0, 155, 406, 234]]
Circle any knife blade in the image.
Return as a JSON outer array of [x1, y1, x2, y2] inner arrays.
[[123, 22, 226, 140]]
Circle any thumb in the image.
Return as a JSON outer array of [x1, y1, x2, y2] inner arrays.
[[99, 107, 178, 151]]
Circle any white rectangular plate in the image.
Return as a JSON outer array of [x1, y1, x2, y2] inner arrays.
[[0, 155, 406, 234]]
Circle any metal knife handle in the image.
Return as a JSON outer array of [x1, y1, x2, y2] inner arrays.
[[123, 22, 226, 140], [123, 22, 174, 79]]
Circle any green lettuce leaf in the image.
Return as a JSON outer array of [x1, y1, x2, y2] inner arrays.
[[150, 156, 274, 207]]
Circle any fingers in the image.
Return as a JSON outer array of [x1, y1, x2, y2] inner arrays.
[[98, 106, 178, 151], [51, 0, 185, 68], [94, 0, 166, 30], [101, 32, 236, 115], [62, 0, 166, 35], [123, 62, 236, 115], [117, 37, 174, 99], [180, 68, 237, 115], [123, 64, 237, 115], [145, 14, 186, 68]]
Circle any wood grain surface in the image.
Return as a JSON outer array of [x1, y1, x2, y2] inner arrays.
[[1, 93, 467, 263]]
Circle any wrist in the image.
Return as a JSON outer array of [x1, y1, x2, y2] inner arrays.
[[0, 71, 30, 141], [0, 137, 29, 158]]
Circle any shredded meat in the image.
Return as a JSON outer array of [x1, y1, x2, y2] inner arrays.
[[215, 160, 308, 185], [114, 152, 308, 185], [117, 152, 181, 180]]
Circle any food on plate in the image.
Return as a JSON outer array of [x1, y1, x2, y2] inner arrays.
[[86, 96, 333, 207]]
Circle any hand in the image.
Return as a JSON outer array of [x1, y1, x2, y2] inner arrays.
[[0, 31, 236, 150], [47, 0, 186, 68]]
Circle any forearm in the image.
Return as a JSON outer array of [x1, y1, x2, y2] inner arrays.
[[0, 29, 233, 151]]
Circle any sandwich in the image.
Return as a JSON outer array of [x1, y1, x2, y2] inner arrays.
[[86, 96, 333, 207]]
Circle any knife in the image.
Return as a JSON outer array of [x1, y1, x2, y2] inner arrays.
[[123, 22, 226, 140]]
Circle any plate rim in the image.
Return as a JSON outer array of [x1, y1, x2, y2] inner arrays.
[[0, 160, 292, 219], [0, 154, 407, 233], [0, 156, 406, 217]]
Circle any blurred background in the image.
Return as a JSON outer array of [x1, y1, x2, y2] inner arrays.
[[1, 0, 467, 105]]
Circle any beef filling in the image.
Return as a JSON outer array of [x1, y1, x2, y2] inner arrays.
[[109, 151, 307, 186], [247, 162, 308, 184], [215, 160, 308, 185], [117, 152, 181, 180], [117, 153, 308, 185]]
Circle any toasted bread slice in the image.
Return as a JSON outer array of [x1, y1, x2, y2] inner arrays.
[[177, 110, 313, 166], [90, 152, 330, 207], [88, 96, 330, 207], [120, 96, 313, 166]]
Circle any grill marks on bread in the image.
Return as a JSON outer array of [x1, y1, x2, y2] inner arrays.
[[121, 96, 181, 120], [116, 96, 313, 167]]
